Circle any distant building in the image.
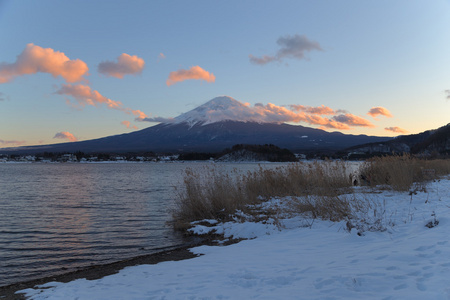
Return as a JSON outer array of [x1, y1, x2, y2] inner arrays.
[[59, 154, 77, 162]]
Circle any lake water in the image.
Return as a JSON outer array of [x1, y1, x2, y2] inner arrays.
[[0, 162, 282, 287]]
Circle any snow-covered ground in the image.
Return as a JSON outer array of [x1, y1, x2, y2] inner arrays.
[[19, 177, 450, 299]]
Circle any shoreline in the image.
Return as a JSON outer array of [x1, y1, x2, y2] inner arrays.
[[0, 245, 200, 300]]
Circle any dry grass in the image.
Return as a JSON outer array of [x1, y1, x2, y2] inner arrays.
[[290, 195, 352, 222], [359, 154, 450, 191], [172, 167, 249, 230], [173, 156, 450, 231], [172, 161, 353, 229], [243, 160, 352, 199]]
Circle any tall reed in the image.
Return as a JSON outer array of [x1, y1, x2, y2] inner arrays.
[[173, 156, 450, 232], [173, 161, 353, 228], [359, 154, 450, 191]]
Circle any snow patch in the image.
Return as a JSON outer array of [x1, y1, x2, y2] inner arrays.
[[18, 177, 450, 299]]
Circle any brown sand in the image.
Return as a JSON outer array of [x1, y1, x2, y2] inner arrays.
[[0, 246, 198, 300]]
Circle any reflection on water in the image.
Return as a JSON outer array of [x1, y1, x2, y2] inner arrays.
[[0, 162, 283, 286], [0, 163, 187, 286]]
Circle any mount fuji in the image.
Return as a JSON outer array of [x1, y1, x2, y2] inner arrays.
[[171, 96, 276, 126], [5, 96, 392, 154]]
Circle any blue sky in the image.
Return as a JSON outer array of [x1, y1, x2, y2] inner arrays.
[[1, 0, 449, 147]]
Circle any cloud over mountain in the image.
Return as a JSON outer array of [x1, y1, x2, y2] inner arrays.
[[121, 121, 138, 130], [53, 131, 78, 142], [98, 53, 145, 78], [385, 127, 408, 134], [368, 107, 393, 118], [166, 66, 215, 86], [290, 104, 339, 115], [250, 34, 322, 65], [56, 84, 123, 109], [333, 114, 375, 128], [0, 44, 88, 83], [56, 84, 148, 123], [0, 139, 26, 146], [142, 116, 175, 123], [153, 96, 376, 130]]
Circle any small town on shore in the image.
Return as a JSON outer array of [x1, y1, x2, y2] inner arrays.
[[0, 152, 180, 163]]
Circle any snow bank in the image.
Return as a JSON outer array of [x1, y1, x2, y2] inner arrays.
[[19, 177, 450, 299]]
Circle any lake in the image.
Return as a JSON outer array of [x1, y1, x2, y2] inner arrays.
[[0, 162, 283, 287]]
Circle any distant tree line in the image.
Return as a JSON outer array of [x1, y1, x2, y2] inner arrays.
[[178, 152, 216, 161], [178, 144, 298, 162], [28, 151, 159, 161]]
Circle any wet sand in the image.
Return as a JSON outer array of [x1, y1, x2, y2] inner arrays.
[[0, 246, 198, 300]]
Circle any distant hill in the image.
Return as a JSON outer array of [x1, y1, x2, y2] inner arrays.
[[347, 123, 450, 156], [411, 123, 450, 154]]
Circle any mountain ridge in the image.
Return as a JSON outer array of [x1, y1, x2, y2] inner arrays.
[[347, 123, 450, 156], [2, 95, 399, 154], [2, 120, 391, 154]]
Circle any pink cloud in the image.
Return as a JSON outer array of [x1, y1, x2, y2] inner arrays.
[[368, 107, 393, 118], [98, 53, 145, 79], [166, 66, 215, 86], [243, 103, 372, 129], [385, 127, 408, 134], [56, 84, 148, 122], [121, 121, 138, 130], [0, 139, 26, 146], [158, 53, 166, 62], [0, 43, 88, 84], [128, 109, 148, 120], [290, 104, 336, 115], [159, 96, 372, 130], [53, 131, 77, 142], [333, 114, 375, 128], [56, 84, 123, 109], [303, 114, 351, 130]]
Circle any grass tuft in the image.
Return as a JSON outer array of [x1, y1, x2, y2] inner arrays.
[[359, 154, 450, 191], [172, 156, 450, 232], [172, 161, 353, 229]]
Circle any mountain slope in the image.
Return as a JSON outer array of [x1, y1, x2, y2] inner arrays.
[[173, 96, 252, 125], [5, 121, 391, 154], [411, 123, 450, 154], [347, 123, 450, 155], [3, 96, 394, 154]]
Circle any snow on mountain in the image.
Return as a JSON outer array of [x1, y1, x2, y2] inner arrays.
[[173, 95, 302, 126], [173, 96, 256, 126]]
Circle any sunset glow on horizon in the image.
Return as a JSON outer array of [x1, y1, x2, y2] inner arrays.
[[1, 1, 449, 147]]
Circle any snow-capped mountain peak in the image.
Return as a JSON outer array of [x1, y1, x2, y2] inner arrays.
[[174, 96, 252, 126]]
